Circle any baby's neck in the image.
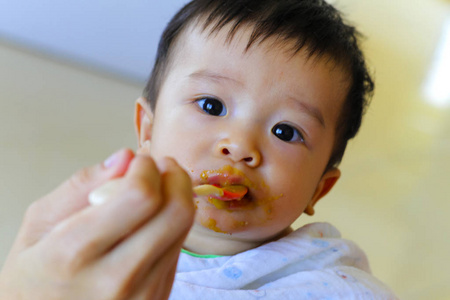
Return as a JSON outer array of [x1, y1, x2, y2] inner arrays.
[[183, 224, 292, 256]]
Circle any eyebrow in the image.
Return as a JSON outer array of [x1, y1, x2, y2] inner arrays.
[[287, 96, 326, 128], [187, 70, 243, 86]]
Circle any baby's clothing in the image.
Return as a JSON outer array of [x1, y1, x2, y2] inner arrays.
[[170, 222, 397, 299]]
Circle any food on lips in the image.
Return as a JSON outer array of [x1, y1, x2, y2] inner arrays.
[[193, 184, 248, 201]]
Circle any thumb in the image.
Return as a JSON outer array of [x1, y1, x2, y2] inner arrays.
[[19, 148, 135, 246]]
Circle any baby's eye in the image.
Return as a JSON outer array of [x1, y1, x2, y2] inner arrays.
[[195, 97, 227, 116], [272, 123, 304, 143]]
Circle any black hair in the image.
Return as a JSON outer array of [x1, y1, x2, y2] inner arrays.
[[143, 0, 374, 171]]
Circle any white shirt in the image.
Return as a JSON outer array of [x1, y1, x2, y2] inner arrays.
[[170, 222, 397, 300]]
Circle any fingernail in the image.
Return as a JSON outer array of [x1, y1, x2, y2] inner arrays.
[[104, 150, 121, 168]]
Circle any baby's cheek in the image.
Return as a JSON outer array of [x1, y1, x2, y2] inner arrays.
[[263, 196, 301, 231]]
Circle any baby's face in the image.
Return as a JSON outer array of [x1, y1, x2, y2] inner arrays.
[[140, 24, 348, 245]]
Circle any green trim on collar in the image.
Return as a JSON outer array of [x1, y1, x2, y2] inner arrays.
[[181, 249, 224, 258]]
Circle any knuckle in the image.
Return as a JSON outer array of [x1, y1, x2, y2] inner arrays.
[[20, 202, 42, 239], [21, 200, 49, 236], [123, 178, 162, 210], [23, 200, 42, 222], [69, 166, 94, 191]]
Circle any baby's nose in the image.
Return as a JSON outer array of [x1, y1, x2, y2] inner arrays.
[[216, 140, 261, 168]]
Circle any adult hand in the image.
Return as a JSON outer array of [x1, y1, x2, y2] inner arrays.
[[0, 149, 195, 300]]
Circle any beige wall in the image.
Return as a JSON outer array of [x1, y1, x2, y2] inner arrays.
[[1, 1, 450, 298], [0, 44, 140, 267], [292, 0, 450, 298]]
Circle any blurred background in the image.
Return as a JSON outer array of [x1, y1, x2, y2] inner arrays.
[[1, 0, 449, 298]]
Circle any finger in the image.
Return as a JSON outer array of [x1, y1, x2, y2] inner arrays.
[[158, 262, 179, 300], [18, 149, 135, 247], [98, 158, 194, 295], [131, 236, 183, 300], [41, 156, 164, 271], [136, 140, 151, 156], [89, 154, 162, 206], [125, 154, 166, 184], [128, 187, 188, 300]]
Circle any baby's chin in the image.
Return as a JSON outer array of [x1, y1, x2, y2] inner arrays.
[[194, 206, 284, 241]]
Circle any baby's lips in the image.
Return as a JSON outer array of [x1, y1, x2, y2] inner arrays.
[[193, 184, 248, 201]]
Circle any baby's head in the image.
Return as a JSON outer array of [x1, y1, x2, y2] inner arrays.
[[135, 0, 373, 253]]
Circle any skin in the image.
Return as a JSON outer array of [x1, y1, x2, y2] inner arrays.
[[135, 23, 347, 255]]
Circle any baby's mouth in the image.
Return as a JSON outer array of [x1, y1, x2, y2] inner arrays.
[[194, 184, 248, 201], [194, 165, 256, 209]]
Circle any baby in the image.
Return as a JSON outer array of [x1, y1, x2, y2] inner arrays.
[[0, 0, 397, 299], [134, 0, 397, 297]]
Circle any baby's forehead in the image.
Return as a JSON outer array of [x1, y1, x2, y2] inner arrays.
[[173, 21, 351, 90]]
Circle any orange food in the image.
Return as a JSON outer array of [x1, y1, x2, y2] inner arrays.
[[220, 185, 248, 199]]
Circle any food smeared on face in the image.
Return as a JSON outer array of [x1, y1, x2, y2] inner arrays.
[[203, 218, 228, 234], [195, 165, 283, 234]]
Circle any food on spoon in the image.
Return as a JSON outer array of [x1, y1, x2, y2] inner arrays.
[[193, 184, 224, 197]]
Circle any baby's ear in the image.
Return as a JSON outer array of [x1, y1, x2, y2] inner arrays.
[[134, 97, 154, 147], [304, 168, 341, 216]]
